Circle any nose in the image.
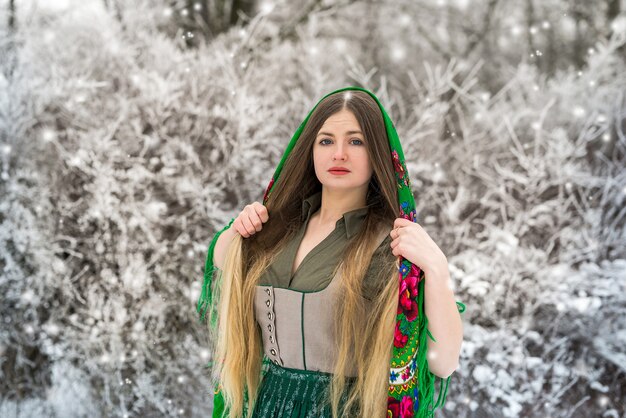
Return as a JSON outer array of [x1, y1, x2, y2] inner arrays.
[[333, 143, 347, 161]]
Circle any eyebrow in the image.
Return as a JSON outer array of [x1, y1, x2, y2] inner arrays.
[[316, 130, 363, 137]]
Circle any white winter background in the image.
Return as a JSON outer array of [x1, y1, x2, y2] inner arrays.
[[1, 0, 625, 417]]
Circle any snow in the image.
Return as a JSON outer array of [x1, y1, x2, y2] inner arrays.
[[1, 0, 625, 417]]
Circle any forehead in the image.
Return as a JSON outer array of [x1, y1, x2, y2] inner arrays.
[[319, 109, 361, 130]]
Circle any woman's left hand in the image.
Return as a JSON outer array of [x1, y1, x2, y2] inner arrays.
[[389, 217, 448, 274]]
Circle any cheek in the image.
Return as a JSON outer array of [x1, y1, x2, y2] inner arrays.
[[356, 149, 372, 172], [313, 146, 333, 163], [312, 148, 326, 173], [312, 148, 321, 165]]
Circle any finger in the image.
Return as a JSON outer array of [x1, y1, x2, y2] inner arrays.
[[233, 218, 250, 238], [246, 205, 264, 232], [241, 207, 257, 235], [394, 217, 413, 228], [393, 217, 407, 229], [251, 203, 268, 226], [254, 202, 270, 223]]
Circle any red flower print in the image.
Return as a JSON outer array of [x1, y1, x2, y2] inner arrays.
[[391, 150, 405, 179], [394, 320, 408, 348], [399, 206, 417, 224], [387, 397, 400, 418], [408, 263, 421, 283], [400, 395, 415, 418], [397, 265, 419, 322], [388, 395, 416, 418]]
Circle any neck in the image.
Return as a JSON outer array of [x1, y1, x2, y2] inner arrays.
[[314, 186, 368, 226]]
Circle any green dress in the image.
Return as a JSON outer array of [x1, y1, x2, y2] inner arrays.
[[249, 191, 394, 417], [250, 359, 358, 417]]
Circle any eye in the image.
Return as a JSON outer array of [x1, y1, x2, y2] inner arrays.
[[318, 138, 364, 145]]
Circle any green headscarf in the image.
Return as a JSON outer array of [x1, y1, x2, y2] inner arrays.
[[198, 86, 466, 417]]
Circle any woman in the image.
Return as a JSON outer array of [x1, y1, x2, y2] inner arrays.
[[197, 87, 466, 418]]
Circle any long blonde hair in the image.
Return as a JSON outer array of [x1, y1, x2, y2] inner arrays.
[[208, 91, 401, 417]]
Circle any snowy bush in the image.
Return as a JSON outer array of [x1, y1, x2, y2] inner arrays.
[[1, 0, 625, 417]]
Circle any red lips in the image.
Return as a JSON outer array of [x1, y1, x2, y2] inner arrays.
[[328, 167, 350, 172]]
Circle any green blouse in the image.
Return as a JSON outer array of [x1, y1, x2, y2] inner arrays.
[[258, 191, 395, 301]]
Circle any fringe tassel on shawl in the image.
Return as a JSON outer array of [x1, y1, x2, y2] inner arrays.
[[197, 217, 235, 418], [414, 269, 466, 417]]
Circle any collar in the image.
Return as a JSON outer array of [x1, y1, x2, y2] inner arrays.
[[301, 191, 369, 239]]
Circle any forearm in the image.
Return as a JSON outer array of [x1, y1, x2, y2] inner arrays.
[[423, 265, 463, 378], [213, 224, 238, 269]]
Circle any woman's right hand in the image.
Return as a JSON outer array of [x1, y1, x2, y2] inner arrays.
[[232, 202, 269, 238]]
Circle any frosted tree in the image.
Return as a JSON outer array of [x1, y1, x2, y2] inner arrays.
[[0, 0, 625, 417]]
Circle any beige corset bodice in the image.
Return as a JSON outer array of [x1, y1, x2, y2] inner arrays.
[[253, 226, 389, 377]]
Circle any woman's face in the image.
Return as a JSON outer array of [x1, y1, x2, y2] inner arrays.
[[313, 109, 373, 192]]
